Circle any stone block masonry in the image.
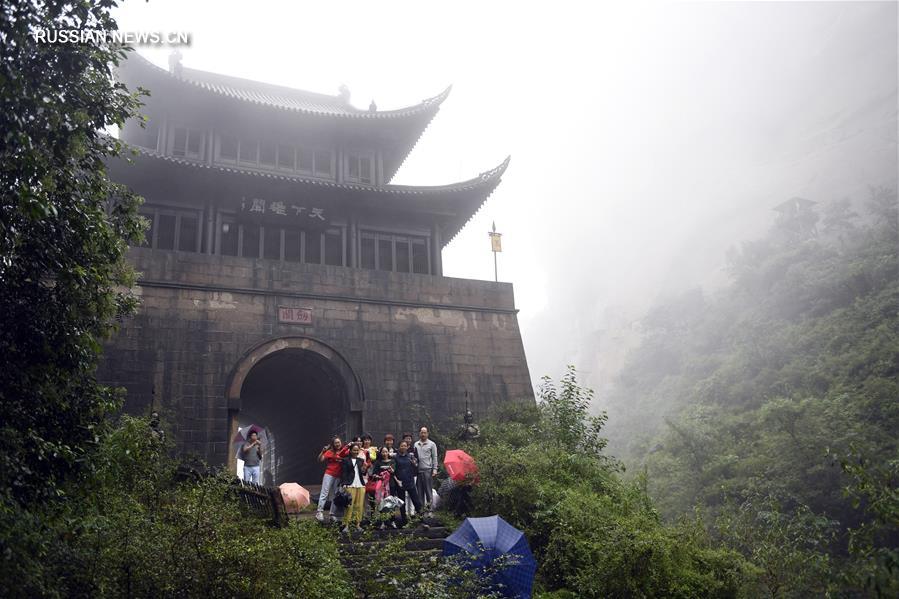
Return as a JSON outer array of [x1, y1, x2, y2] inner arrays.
[[99, 248, 534, 467]]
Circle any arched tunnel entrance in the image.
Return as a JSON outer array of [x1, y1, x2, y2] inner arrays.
[[227, 338, 364, 486]]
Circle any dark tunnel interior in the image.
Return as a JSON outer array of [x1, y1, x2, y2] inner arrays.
[[238, 349, 349, 485]]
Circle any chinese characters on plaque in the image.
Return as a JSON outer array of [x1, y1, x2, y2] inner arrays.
[[278, 306, 313, 325], [240, 197, 327, 226]]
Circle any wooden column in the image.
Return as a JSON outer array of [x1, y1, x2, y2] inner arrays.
[[204, 201, 214, 254], [213, 211, 222, 255], [431, 223, 443, 276], [207, 129, 215, 165], [349, 214, 358, 268], [376, 149, 385, 186], [157, 114, 169, 154], [335, 149, 344, 184]]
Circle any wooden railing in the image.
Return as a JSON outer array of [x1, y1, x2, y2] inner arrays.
[[231, 478, 288, 527], [173, 460, 289, 527]]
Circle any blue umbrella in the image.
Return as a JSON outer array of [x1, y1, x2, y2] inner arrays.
[[443, 515, 537, 599]]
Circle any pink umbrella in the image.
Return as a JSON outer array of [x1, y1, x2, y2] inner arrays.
[[279, 483, 310, 513], [444, 449, 479, 484]]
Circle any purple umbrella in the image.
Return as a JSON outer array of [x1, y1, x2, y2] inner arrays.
[[443, 515, 536, 598], [232, 424, 269, 459]]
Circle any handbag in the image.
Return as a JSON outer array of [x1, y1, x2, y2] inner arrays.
[[374, 471, 392, 504], [333, 489, 352, 508]]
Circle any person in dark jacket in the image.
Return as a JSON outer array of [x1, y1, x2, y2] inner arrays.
[[400, 432, 417, 517], [340, 443, 368, 532], [392, 440, 422, 527]]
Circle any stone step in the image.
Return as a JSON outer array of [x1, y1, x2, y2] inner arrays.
[[340, 536, 446, 554], [333, 517, 453, 596], [336, 526, 448, 542], [341, 546, 442, 559], [288, 511, 318, 521], [342, 549, 443, 572]]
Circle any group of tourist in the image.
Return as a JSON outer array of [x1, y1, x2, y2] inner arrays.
[[315, 426, 439, 533]]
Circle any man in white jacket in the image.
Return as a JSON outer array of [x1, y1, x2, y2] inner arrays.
[[414, 426, 438, 514]]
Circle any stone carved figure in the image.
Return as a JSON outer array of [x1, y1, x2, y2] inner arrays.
[[459, 405, 480, 440], [149, 411, 165, 443]]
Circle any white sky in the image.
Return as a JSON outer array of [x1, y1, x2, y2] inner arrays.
[[114, 0, 898, 395]]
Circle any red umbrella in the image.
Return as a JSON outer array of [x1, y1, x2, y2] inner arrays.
[[279, 483, 310, 513], [444, 449, 479, 484]]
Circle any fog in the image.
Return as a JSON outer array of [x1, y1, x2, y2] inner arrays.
[[115, 0, 898, 403]]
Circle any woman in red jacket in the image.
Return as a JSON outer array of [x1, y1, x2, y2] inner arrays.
[[316, 436, 349, 523]]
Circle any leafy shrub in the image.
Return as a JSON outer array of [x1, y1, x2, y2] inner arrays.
[[0, 416, 353, 598], [543, 489, 755, 598], [348, 532, 509, 599], [460, 368, 757, 596], [0, 0, 145, 507], [833, 448, 899, 597], [601, 191, 899, 595], [715, 494, 837, 597]]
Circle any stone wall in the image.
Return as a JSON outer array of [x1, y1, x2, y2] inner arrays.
[[99, 248, 534, 466]]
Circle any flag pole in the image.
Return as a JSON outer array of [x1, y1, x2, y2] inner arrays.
[[489, 221, 502, 283]]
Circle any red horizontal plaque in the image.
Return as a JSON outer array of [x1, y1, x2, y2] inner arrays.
[[278, 306, 313, 325]]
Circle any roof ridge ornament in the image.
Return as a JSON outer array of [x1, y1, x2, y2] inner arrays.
[[338, 84, 351, 104], [122, 55, 450, 119], [168, 50, 183, 78], [479, 155, 511, 181], [423, 85, 453, 106]]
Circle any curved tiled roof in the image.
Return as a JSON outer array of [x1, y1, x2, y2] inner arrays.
[[122, 53, 451, 120], [124, 145, 509, 196], [113, 147, 508, 247]]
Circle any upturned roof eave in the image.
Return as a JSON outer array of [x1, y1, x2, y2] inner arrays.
[[118, 53, 451, 122], [382, 84, 452, 184], [115, 145, 509, 198], [109, 147, 508, 248]]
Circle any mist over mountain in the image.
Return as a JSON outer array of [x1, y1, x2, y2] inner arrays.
[[518, 2, 897, 409], [110, 2, 896, 407]]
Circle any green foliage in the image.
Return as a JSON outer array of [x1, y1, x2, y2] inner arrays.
[[386, 554, 509, 599], [542, 488, 756, 598], [716, 495, 837, 597], [0, 416, 354, 598], [351, 534, 508, 599], [461, 369, 755, 596], [832, 448, 899, 597], [603, 188, 899, 594], [538, 365, 609, 455], [0, 0, 146, 505]]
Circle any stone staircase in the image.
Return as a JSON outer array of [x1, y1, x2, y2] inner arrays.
[[288, 485, 453, 596], [336, 517, 451, 598]]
